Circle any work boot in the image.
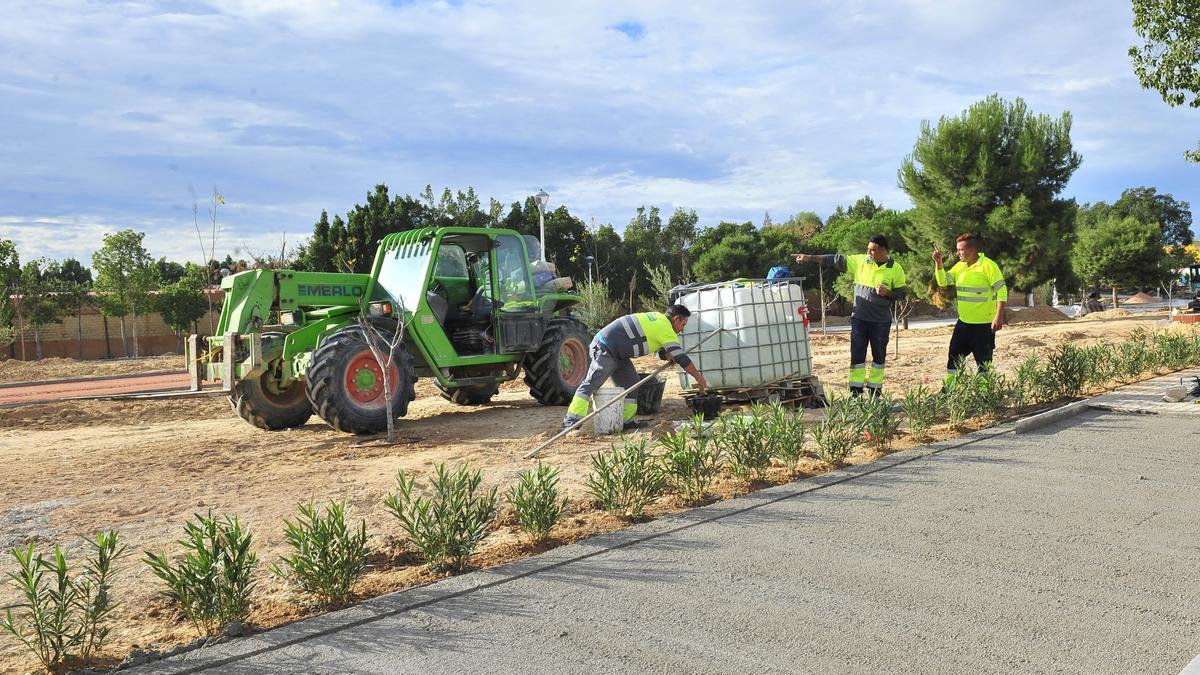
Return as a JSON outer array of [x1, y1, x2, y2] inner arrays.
[[622, 419, 648, 431], [561, 416, 583, 431]]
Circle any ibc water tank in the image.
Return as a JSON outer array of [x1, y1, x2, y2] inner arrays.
[[675, 281, 812, 391]]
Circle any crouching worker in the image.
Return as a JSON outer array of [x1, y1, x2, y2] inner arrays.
[[561, 305, 709, 432]]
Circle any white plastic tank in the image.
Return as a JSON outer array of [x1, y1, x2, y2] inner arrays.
[[675, 281, 812, 391]]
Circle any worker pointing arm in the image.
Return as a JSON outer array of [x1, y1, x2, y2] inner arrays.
[[796, 235, 906, 396]]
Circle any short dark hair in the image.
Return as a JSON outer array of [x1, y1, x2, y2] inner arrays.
[[665, 304, 691, 320], [868, 234, 889, 250], [956, 232, 981, 248]]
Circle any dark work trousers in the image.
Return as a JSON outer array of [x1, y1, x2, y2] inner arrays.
[[946, 320, 996, 374], [849, 317, 891, 394]]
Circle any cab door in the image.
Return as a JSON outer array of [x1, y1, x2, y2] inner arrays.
[[490, 233, 546, 352]]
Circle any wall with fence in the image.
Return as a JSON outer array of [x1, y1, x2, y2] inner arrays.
[[5, 291, 224, 361]]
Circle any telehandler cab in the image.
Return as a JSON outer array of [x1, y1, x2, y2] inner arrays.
[[186, 227, 592, 434]]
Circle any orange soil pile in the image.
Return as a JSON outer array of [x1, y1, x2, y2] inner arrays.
[[1006, 305, 1069, 324], [1124, 292, 1157, 304]]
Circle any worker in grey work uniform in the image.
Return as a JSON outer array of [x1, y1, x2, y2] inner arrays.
[[561, 305, 708, 431]]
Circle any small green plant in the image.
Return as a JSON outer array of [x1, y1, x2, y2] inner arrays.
[[1116, 340, 1150, 382], [659, 421, 723, 502], [584, 436, 667, 518], [1152, 330, 1195, 371], [1012, 353, 1045, 407], [271, 500, 368, 605], [854, 395, 902, 450], [976, 372, 1013, 418], [765, 404, 807, 473], [384, 463, 499, 572], [716, 406, 774, 481], [2, 531, 127, 674], [506, 462, 568, 544], [144, 512, 257, 637], [945, 367, 982, 427], [1045, 344, 1087, 398], [902, 384, 940, 440], [1080, 343, 1117, 389], [810, 416, 856, 466]]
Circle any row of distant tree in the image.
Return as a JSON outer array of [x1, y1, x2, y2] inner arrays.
[[3, 92, 1196, 360], [288, 95, 1195, 308], [0, 232, 242, 359]]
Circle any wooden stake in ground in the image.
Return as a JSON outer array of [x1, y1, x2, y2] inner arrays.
[[523, 327, 724, 460]]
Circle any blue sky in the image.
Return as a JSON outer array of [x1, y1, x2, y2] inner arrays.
[[1, 0, 1196, 267]]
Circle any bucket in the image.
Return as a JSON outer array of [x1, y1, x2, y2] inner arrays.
[[635, 373, 666, 415], [688, 394, 723, 421], [591, 387, 625, 434]]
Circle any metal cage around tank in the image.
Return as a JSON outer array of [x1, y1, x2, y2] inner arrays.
[[671, 277, 816, 398]]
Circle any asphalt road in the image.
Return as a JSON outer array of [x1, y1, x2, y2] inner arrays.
[[139, 391, 1200, 674]]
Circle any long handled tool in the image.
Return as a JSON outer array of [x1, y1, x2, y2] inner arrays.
[[523, 327, 724, 460]]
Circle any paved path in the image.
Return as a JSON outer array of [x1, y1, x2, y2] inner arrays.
[[0, 371, 192, 407], [141, 372, 1200, 675]]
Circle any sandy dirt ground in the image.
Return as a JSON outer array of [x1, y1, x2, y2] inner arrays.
[[0, 313, 1175, 673], [0, 354, 183, 385]]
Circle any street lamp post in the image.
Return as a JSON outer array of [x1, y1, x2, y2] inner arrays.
[[533, 190, 550, 263], [585, 255, 595, 284]]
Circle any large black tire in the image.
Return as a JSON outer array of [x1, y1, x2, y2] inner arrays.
[[305, 326, 417, 434], [435, 381, 500, 406], [523, 318, 592, 406], [228, 370, 313, 431]]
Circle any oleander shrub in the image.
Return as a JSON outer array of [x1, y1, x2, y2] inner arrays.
[[271, 500, 368, 605], [902, 384, 940, 440], [716, 406, 774, 481], [145, 512, 257, 636], [384, 463, 499, 572], [765, 404, 807, 473], [2, 531, 127, 673], [584, 437, 667, 518], [659, 422, 723, 503], [507, 462, 568, 544]]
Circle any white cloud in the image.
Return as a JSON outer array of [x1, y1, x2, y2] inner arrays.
[[0, 0, 1196, 265]]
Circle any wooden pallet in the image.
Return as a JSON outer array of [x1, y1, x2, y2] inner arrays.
[[700, 375, 827, 408]]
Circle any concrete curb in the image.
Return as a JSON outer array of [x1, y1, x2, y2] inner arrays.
[[1012, 400, 1090, 434]]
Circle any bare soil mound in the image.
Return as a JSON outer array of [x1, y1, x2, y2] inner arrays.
[[0, 354, 182, 384], [1007, 305, 1068, 324], [1079, 308, 1132, 321], [1125, 292, 1156, 304]]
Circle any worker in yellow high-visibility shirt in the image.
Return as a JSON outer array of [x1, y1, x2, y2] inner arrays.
[[933, 232, 1008, 387], [560, 305, 708, 431], [796, 234, 907, 397]]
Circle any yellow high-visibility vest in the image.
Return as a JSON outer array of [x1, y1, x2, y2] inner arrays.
[[935, 253, 1007, 324]]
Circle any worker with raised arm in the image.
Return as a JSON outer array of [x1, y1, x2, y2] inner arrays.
[[933, 231, 1008, 388], [560, 305, 708, 431], [795, 234, 907, 396]]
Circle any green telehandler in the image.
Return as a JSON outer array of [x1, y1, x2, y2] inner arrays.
[[185, 226, 593, 434]]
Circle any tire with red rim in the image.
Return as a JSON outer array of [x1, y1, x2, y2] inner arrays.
[[305, 326, 416, 434], [523, 317, 592, 405]]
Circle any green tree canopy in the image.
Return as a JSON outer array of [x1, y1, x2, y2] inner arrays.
[[157, 265, 210, 351], [1072, 215, 1165, 290], [898, 94, 1082, 291], [92, 229, 158, 357], [1130, 0, 1200, 161], [1077, 187, 1193, 247], [691, 222, 764, 282]]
